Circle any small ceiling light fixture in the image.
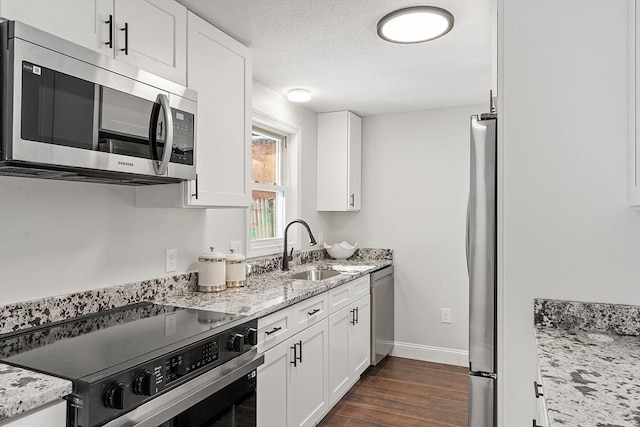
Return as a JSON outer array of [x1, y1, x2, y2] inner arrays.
[[377, 6, 454, 44], [287, 88, 312, 103]]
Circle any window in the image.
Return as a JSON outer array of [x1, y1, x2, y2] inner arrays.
[[251, 127, 286, 241], [247, 112, 300, 258]]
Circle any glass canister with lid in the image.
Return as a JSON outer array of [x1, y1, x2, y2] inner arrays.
[[197, 247, 227, 292]]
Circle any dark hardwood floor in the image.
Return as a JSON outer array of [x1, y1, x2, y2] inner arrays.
[[318, 356, 468, 427]]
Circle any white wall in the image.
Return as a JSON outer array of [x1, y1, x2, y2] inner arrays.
[[0, 81, 321, 305], [323, 104, 484, 365], [499, 1, 640, 425]]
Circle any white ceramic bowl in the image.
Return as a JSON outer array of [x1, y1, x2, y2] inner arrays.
[[323, 241, 358, 260]]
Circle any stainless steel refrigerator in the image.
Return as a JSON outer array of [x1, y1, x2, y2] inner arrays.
[[467, 110, 497, 427]]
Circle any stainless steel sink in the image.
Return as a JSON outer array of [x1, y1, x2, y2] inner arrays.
[[289, 269, 341, 281]]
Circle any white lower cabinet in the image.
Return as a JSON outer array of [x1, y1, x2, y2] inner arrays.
[[257, 274, 372, 427], [257, 318, 329, 427], [257, 337, 290, 427], [534, 359, 549, 427], [289, 319, 329, 427], [0, 400, 66, 427], [328, 294, 370, 405]]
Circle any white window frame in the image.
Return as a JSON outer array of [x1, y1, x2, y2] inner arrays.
[[246, 110, 301, 258]]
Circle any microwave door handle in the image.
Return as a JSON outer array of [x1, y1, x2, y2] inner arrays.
[[152, 94, 173, 175]]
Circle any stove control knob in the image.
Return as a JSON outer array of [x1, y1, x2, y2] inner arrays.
[[105, 381, 130, 410], [245, 328, 258, 346], [228, 333, 244, 352], [133, 370, 156, 396]]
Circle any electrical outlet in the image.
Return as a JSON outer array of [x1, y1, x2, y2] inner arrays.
[[165, 248, 177, 273], [229, 241, 242, 253], [441, 308, 452, 324]]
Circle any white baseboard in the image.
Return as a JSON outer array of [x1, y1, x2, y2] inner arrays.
[[389, 341, 469, 367]]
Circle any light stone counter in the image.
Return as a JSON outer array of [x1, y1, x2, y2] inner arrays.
[[0, 364, 72, 422], [534, 299, 640, 427], [154, 259, 392, 317]]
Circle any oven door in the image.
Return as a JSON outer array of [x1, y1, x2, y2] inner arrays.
[[102, 350, 263, 427]]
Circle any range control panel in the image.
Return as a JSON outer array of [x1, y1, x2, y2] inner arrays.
[[70, 318, 258, 427]]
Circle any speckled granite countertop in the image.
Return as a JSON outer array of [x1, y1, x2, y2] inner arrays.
[[154, 259, 392, 317], [534, 299, 640, 427], [0, 248, 392, 423], [0, 364, 72, 421]]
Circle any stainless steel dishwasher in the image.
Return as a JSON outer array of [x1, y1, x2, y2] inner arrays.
[[371, 266, 394, 365]]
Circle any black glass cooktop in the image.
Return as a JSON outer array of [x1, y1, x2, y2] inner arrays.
[[0, 302, 245, 381]]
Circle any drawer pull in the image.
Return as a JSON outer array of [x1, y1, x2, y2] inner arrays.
[[534, 381, 544, 398], [308, 308, 321, 316], [265, 326, 282, 336]]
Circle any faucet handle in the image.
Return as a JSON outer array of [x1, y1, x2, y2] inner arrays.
[[288, 247, 294, 261]]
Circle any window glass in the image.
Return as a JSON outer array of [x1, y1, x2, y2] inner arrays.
[[251, 128, 286, 242]]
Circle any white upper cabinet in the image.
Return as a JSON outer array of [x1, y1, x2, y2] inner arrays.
[[112, 0, 186, 85], [135, 11, 251, 208], [317, 110, 362, 211], [0, 0, 113, 54], [184, 11, 251, 207], [0, 0, 187, 85], [630, 1, 640, 208]]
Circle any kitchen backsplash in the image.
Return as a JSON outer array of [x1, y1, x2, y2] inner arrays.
[[0, 248, 393, 335], [534, 298, 640, 336]]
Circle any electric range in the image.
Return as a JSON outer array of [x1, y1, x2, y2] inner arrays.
[[0, 302, 260, 427]]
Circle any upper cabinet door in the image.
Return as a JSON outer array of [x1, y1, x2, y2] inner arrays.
[[347, 112, 362, 211], [113, 0, 186, 85], [630, 1, 640, 208], [185, 11, 251, 207], [317, 111, 363, 211], [0, 0, 113, 55]]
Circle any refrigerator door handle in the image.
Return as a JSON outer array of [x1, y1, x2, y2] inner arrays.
[[468, 115, 497, 375], [466, 198, 471, 275]]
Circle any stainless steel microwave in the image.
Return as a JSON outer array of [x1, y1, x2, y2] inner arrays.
[[0, 20, 197, 185]]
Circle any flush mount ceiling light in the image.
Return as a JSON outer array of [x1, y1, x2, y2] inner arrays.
[[377, 6, 454, 44], [287, 88, 312, 102]]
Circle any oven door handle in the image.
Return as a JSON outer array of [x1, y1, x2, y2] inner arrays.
[[103, 349, 264, 427]]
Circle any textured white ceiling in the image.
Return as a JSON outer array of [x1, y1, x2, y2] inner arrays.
[[178, 0, 492, 116]]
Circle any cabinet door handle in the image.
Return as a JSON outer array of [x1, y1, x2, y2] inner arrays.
[[290, 343, 297, 367], [307, 308, 320, 316], [192, 173, 199, 199], [533, 381, 544, 398], [350, 309, 356, 325], [532, 420, 542, 427], [355, 306, 359, 324], [297, 340, 302, 363], [120, 22, 129, 55], [265, 326, 281, 336], [105, 15, 113, 48], [350, 194, 355, 207]]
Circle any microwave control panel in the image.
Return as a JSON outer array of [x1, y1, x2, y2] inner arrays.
[[171, 110, 195, 165]]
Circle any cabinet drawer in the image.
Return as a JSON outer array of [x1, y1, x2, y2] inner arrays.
[[294, 292, 329, 333], [350, 275, 370, 300], [258, 306, 295, 352], [328, 284, 351, 314], [328, 275, 371, 314]]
